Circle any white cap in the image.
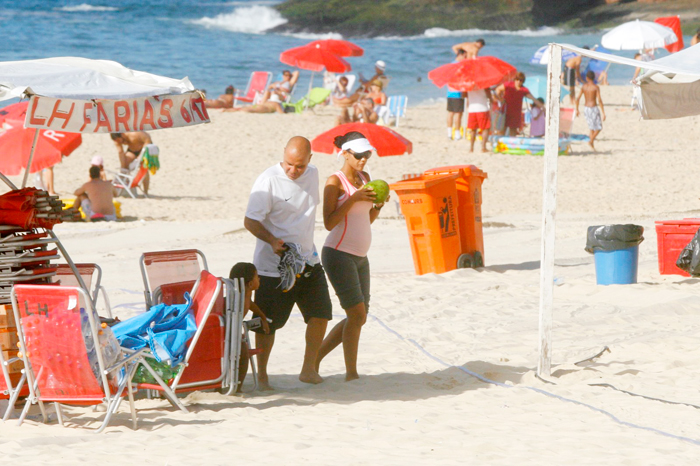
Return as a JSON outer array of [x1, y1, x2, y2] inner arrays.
[[341, 138, 376, 153], [375, 60, 386, 71], [91, 155, 104, 166]]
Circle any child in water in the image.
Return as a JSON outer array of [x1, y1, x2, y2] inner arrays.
[[229, 262, 270, 387]]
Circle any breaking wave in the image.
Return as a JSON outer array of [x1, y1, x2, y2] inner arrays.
[[191, 6, 287, 35], [58, 4, 118, 12]]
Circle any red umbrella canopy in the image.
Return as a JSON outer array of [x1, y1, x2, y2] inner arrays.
[[280, 44, 352, 73], [312, 123, 412, 157], [306, 39, 364, 57], [0, 103, 82, 175], [428, 56, 517, 92]]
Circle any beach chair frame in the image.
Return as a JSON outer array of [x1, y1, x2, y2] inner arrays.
[[386, 95, 408, 127], [53, 263, 112, 318], [233, 71, 272, 108], [222, 277, 247, 394], [10, 285, 184, 432], [140, 249, 208, 309], [136, 270, 230, 393], [0, 343, 28, 421]]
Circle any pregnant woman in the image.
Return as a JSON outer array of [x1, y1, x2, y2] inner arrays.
[[316, 131, 387, 381]]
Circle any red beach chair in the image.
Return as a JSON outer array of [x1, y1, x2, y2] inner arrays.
[[136, 270, 227, 393], [233, 71, 272, 107], [140, 249, 208, 309], [53, 263, 112, 318], [10, 285, 183, 432]]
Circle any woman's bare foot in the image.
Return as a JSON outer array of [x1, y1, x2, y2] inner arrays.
[[258, 374, 274, 391], [345, 372, 360, 382], [299, 370, 323, 384]]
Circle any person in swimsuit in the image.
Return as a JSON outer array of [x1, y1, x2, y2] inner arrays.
[[110, 131, 153, 193], [576, 70, 605, 151], [316, 132, 387, 381], [204, 85, 235, 109], [562, 47, 587, 105], [451, 39, 485, 59], [262, 70, 299, 104], [366, 81, 387, 106]]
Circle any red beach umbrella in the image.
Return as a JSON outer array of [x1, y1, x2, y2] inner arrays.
[[428, 56, 517, 92], [0, 103, 82, 175], [280, 44, 352, 73], [306, 39, 364, 57], [312, 123, 412, 157]]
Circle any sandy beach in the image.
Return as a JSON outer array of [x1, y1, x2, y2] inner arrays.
[[2, 84, 700, 464]]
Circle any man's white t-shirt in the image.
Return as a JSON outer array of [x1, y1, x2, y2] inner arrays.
[[245, 163, 321, 277], [467, 89, 489, 113]]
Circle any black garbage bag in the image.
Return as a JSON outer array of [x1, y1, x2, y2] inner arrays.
[[675, 228, 700, 275], [585, 224, 644, 253]]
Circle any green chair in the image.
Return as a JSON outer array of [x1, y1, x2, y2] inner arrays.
[[284, 87, 332, 114]]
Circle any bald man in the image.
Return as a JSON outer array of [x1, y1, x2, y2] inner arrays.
[[244, 136, 332, 388]]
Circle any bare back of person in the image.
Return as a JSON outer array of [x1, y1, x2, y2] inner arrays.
[[78, 179, 115, 216], [582, 82, 600, 107], [122, 132, 150, 152]]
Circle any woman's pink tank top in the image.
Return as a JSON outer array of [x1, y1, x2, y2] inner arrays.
[[323, 171, 373, 257]]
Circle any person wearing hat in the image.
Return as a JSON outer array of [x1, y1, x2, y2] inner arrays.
[[316, 131, 387, 381], [90, 155, 108, 181], [359, 60, 389, 92]]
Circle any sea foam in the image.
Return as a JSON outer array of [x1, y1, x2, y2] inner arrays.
[[191, 6, 287, 35], [377, 26, 563, 40], [58, 4, 118, 12]]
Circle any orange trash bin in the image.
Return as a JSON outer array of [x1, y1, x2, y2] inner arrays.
[[423, 165, 487, 268], [390, 173, 463, 275]]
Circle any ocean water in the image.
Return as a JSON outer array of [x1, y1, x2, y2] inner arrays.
[[0, 1, 690, 105]]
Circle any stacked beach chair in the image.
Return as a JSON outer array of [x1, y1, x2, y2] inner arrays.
[[0, 188, 69, 418]]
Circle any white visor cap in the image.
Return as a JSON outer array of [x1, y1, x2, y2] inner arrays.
[[341, 138, 376, 154]]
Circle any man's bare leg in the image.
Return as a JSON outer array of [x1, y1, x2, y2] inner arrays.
[[589, 129, 600, 151], [42, 167, 55, 195], [299, 317, 327, 384], [255, 331, 275, 390], [316, 319, 346, 371], [468, 129, 476, 152], [120, 152, 137, 170], [481, 128, 490, 152], [143, 171, 150, 195]]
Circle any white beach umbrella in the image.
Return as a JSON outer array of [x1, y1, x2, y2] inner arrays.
[[601, 20, 677, 51]]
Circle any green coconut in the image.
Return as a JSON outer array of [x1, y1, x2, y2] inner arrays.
[[363, 179, 390, 204]]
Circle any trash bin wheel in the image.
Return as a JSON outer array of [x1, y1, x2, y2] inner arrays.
[[473, 251, 483, 268], [457, 253, 474, 269]]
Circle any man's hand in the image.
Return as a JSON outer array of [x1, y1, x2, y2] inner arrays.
[[270, 237, 286, 256]]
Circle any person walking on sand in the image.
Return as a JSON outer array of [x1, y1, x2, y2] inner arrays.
[[446, 48, 467, 140], [576, 70, 605, 151], [316, 132, 386, 381], [466, 87, 493, 152], [244, 136, 332, 389]]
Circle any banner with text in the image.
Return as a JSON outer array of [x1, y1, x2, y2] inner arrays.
[[24, 92, 209, 133]]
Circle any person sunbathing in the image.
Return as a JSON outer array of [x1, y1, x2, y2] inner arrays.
[[337, 98, 378, 126], [366, 81, 387, 106], [262, 70, 300, 104], [332, 76, 360, 107], [73, 166, 117, 222], [225, 71, 300, 114], [204, 85, 235, 109]]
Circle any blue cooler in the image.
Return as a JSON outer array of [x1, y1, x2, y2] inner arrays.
[[594, 246, 639, 285]]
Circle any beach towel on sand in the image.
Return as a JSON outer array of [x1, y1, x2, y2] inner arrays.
[[112, 293, 196, 366]]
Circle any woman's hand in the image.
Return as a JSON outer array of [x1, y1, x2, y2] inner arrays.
[[261, 317, 271, 334], [350, 186, 376, 204]]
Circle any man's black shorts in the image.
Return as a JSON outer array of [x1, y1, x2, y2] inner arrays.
[[253, 263, 333, 334], [447, 97, 464, 113]]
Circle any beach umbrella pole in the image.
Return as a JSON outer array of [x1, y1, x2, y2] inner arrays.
[[306, 72, 315, 110], [21, 129, 40, 189], [538, 43, 562, 378]]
